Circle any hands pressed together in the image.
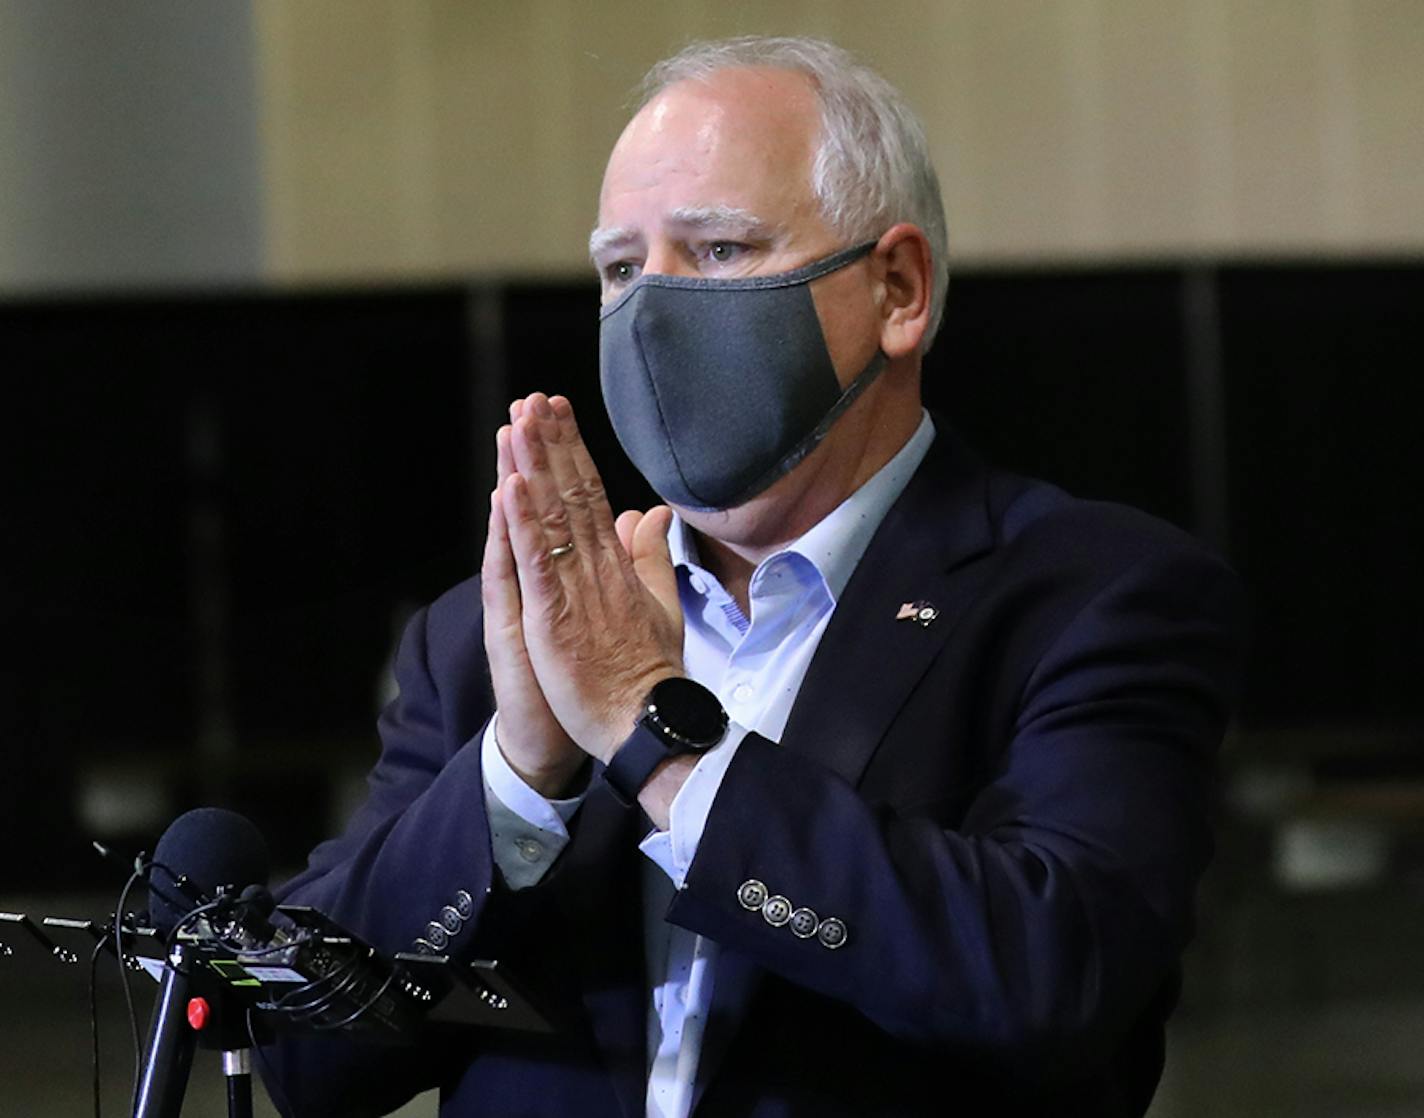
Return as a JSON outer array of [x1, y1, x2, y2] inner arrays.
[[480, 392, 686, 800]]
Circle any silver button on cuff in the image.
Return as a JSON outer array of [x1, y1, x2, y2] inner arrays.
[[737, 879, 769, 911], [817, 916, 848, 949], [789, 907, 819, 938], [762, 895, 792, 927], [413, 937, 440, 955], [440, 905, 463, 933], [454, 889, 475, 919], [424, 923, 450, 950]]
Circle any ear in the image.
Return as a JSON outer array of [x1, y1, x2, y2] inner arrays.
[[871, 223, 934, 359]]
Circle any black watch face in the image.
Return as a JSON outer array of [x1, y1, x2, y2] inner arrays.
[[648, 677, 728, 748]]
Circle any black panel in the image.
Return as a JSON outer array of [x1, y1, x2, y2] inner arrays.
[[214, 290, 474, 740], [1220, 264, 1424, 724], [931, 269, 1193, 530], [3, 302, 195, 747], [501, 283, 657, 515], [1, 289, 473, 884], [3, 302, 193, 882]]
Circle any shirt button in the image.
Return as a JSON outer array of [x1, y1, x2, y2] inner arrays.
[[516, 838, 544, 862], [732, 683, 754, 704]]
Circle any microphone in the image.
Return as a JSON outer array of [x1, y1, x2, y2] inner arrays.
[[132, 807, 548, 1078], [135, 808, 270, 1118], [141, 809, 423, 1039], [147, 808, 270, 936]]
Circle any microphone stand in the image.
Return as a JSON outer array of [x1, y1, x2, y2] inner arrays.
[[133, 941, 198, 1118], [131, 938, 254, 1118], [222, 1049, 253, 1118]]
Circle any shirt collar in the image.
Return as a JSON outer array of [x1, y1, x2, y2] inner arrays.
[[668, 411, 936, 604]]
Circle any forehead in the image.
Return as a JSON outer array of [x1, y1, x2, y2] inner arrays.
[[597, 67, 825, 235]]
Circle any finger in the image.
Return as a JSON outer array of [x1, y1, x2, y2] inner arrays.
[[481, 488, 524, 643], [528, 394, 601, 553], [614, 509, 641, 556], [630, 505, 680, 621], [510, 412, 573, 553], [550, 395, 620, 546], [496, 424, 515, 487], [503, 473, 569, 623]]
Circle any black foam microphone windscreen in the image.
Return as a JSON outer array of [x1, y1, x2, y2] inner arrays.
[[148, 808, 270, 935]]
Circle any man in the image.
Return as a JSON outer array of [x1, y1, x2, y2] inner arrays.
[[264, 36, 1244, 1118]]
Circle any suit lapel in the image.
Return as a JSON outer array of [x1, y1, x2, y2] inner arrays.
[[780, 428, 994, 783], [691, 429, 996, 1113], [555, 781, 648, 1118]]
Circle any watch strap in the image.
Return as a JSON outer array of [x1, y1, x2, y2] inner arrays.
[[603, 722, 676, 809]]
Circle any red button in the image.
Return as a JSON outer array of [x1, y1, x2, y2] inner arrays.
[[187, 997, 211, 1031]]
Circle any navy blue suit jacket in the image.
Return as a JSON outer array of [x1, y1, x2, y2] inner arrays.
[[263, 430, 1246, 1117]]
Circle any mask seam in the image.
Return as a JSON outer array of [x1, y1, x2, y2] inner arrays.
[[599, 241, 876, 319], [628, 298, 714, 509]]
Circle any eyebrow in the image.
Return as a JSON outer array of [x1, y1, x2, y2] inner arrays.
[[666, 204, 779, 239], [588, 225, 638, 261], [587, 205, 782, 262]]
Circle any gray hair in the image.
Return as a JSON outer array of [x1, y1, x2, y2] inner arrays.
[[640, 36, 950, 351]]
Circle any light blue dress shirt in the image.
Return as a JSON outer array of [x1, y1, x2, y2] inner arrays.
[[480, 412, 935, 1118]]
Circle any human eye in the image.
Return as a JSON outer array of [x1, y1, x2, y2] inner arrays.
[[700, 241, 749, 267], [602, 259, 642, 289]]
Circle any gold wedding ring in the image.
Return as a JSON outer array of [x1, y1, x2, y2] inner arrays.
[[548, 541, 576, 559]]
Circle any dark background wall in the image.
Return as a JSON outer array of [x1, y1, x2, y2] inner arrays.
[[4, 263, 1421, 891], [3, 263, 1424, 1117]]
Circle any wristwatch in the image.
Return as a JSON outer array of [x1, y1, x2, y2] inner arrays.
[[603, 677, 729, 808]]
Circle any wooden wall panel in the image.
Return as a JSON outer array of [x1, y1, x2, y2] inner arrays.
[[250, 0, 1424, 283]]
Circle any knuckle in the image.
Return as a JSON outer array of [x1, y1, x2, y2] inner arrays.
[[559, 476, 604, 508], [538, 507, 571, 534]]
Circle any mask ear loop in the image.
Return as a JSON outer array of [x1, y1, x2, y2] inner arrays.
[[716, 347, 889, 512], [715, 239, 890, 505]]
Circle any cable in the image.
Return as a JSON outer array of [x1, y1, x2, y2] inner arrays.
[[274, 953, 367, 1022], [143, 857, 210, 920], [113, 868, 145, 1115], [89, 932, 111, 1118], [162, 898, 229, 957], [269, 946, 363, 1010], [215, 933, 308, 960], [311, 969, 397, 1032]]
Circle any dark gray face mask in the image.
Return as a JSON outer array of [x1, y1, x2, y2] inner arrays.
[[598, 241, 886, 511]]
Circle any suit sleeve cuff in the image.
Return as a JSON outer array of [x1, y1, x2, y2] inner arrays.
[[481, 715, 585, 890], [638, 723, 748, 888]]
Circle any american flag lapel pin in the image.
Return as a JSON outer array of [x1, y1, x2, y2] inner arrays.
[[896, 600, 939, 628]]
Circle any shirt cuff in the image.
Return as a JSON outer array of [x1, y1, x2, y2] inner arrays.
[[481, 714, 586, 890], [638, 723, 748, 889]]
